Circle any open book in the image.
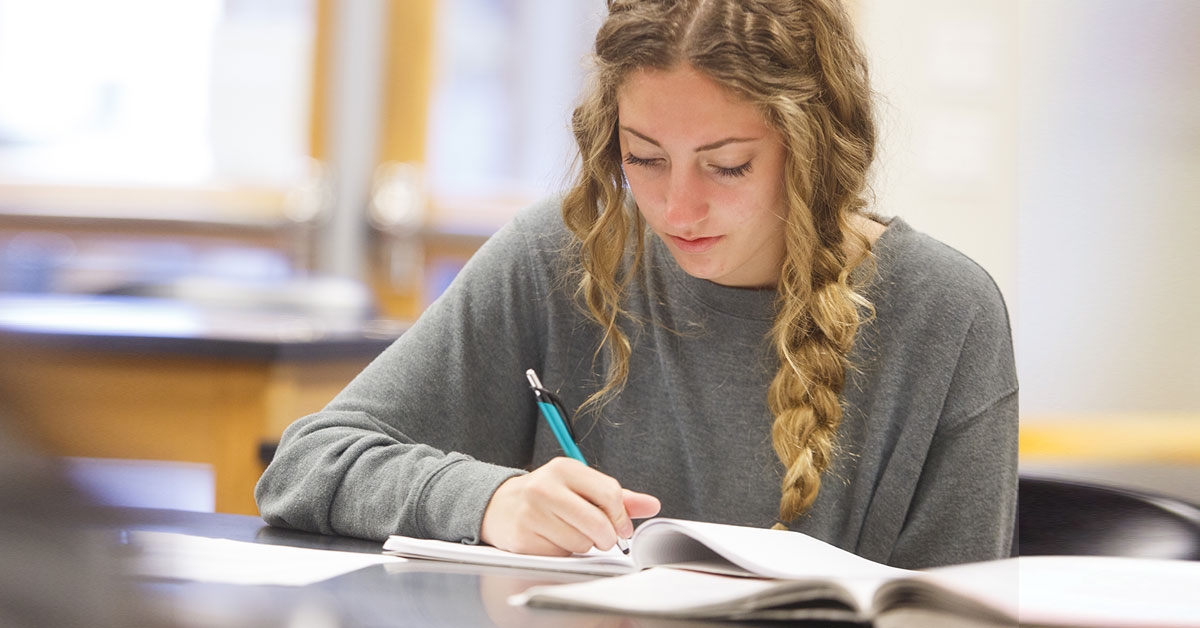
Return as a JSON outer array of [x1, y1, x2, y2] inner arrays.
[[386, 517, 1200, 627]]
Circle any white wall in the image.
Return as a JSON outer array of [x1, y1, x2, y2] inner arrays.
[[426, 0, 603, 199], [859, 0, 1019, 305], [1016, 0, 1200, 415], [860, 0, 1200, 417]]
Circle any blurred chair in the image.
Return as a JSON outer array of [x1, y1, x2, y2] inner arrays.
[[1017, 475, 1200, 560]]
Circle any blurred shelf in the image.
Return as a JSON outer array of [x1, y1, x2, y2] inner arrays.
[[1020, 414, 1200, 464], [0, 181, 306, 232], [0, 293, 404, 515], [0, 293, 405, 361]]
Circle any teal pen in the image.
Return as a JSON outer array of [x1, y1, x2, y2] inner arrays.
[[525, 368, 587, 464], [525, 368, 630, 554]]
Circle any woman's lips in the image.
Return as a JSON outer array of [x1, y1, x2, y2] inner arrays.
[[669, 234, 722, 253]]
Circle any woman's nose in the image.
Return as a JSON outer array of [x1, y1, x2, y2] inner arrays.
[[663, 169, 707, 230]]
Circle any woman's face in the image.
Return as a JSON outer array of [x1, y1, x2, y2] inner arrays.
[[617, 64, 788, 288]]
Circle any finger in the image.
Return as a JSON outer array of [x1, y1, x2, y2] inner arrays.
[[549, 488, 626, 550], [522, 470, 610, 553], [501, 497, 596, 556], [537, 457, 631, 541], [536, 506, 602, 555], [482, 471, 597, 556], [554, 462, 634, 540], [622, 489, 662, 520]]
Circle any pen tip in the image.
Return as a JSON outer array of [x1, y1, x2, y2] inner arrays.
[[617, 538, 630, 555]]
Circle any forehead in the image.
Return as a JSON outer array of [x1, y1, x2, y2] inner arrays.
[[616, 64, 771, 139]]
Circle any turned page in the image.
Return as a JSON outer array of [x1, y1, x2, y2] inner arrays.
[[632, 519, 912, 580]]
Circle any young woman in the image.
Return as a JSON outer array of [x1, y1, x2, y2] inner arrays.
[[257, 0, 1017, 569]]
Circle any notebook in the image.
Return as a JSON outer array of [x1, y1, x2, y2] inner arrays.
[[385, 517, 1200, 627], [383, 517, 900, 578]]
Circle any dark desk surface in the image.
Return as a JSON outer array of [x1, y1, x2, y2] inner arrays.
[[0, 294, 404, 360], [110, 508, 867, 628]]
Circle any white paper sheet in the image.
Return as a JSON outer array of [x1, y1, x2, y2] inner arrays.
[[128, 531, 405, 586], [1015, 556, 1200, 628]]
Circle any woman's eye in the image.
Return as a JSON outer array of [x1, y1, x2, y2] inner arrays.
[[714, 161, 753, 178], [623, 153, 661, 169]]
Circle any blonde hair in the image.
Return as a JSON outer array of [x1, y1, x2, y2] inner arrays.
[[563, 0, 876, 526]]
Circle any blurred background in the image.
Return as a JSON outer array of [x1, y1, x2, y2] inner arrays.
[[0, 0, 1195, 516]]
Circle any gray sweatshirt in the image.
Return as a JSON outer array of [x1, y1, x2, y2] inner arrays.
[[256, 196, 1018, 569]]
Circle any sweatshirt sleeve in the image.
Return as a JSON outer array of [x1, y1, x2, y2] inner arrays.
[[887, 292, 1020, 569], [255, 202, 564, 543]]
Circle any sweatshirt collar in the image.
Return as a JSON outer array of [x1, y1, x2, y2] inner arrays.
[[651, 217, 911, 321]]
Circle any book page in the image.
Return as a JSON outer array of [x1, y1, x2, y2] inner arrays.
[[908, 558, 1018, 613], [874, 558, 1018, 624], [882, 555, 1200, 628], [1014, 556, 1200, 628], [631, 518, 911, 581], [510, 566, 865, 620], [383, 535, 634, 576]]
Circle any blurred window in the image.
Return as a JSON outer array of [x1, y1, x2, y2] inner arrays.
[[0, 0, 317, 297], [424, 0, 603, 222], [0, 0, 314, 189]]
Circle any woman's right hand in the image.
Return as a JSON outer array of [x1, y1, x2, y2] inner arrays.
[[480, 457, 661, 556]]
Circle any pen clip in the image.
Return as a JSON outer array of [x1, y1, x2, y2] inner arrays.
[[525, 369, 578, 442]]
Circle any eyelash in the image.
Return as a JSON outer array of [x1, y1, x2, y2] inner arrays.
[[622, 153, 753, 178], [715, 162, 753, 178], [622, 153, 658, 169]]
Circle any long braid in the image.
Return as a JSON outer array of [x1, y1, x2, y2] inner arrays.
[[769, 216, 868, 524], [767, 0, 876, 525]]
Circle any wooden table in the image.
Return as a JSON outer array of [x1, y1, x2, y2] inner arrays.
[[0, 294, 403, 515]]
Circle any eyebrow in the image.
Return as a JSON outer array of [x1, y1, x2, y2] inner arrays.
[[619, 125, 759, 152]]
